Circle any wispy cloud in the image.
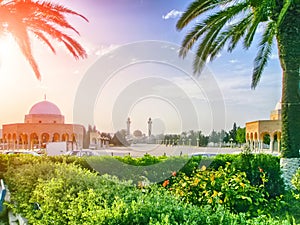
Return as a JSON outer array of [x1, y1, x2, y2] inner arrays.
[[229, 59, 238, 64], [270, 53, 278, 60], [162, 9, 183, 20], [95, 45, 119, 56]]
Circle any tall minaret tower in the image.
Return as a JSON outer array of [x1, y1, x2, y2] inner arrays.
[[126, 117, 131, 136], [147, 117, 152, 137]]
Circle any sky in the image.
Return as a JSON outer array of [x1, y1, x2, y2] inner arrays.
[[0, 0, 282, 136]]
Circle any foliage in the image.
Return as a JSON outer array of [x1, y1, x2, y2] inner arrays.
[[209, 154, 237, 169], [176, 0, 296, 87], [86, 154, 202, 186], [169, 163, 273, 216], [232, 153, 284, 198], [165, 130, 209, 147], [229, 122, 238, 143], [0, 0, 87, 80], [236, 127, 246, 144], [0, 153, 285, 200], [263, 134, 270, 145], [292, 168, 300, 192], [0, 153, 296, 224], [0, 154, 92, 179], [277, 191, 300, 224], [208, 153, 284, 198], [2, 159, 293, 224], [177, 0, 300, 158], [116, 153, 167, 166]]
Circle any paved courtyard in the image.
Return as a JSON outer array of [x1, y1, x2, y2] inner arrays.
[[92, 144, 278, 157]]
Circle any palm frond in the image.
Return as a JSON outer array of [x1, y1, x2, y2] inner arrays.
[[176, 0, 231, 30], [276, 0, 292, 28], [244, 0, 274, 48], [244, 14, 263, 48], [61, 34, 87, 59], [209, 30, 230, 60], [21, 1, 82, 35], [180, 1, 248, 73], [32, 30, 56, 54], [194, 23, 225, 74], [209, 14, 252, 61], [0, 0, 88, 79], [29, 21, 87, 59], [40, 1, 89, 22], [179, 23, 206, 58], [227, 14, 252, 52], [252, 21, 276, 88], [9, 25, 41, 80]]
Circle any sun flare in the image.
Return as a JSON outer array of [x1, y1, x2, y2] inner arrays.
[[0, 34, 16, 60]]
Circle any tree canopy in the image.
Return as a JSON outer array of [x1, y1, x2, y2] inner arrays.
[[0, 0, 88, 80], [177, 0, 300, 157]]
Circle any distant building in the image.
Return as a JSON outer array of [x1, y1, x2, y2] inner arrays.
[[148, 118, 152, 137], [246, 102, 281, 151], [126, 117, 131, 136], [1, 100, 84, 150], [89, 131, 110, 149]]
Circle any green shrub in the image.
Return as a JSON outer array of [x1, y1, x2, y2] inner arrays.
[[208, 153, 284, 198], [4, 160, 133, 224], [116, 153, 167, 166], [47, 155, 93, 171], [292, 168, 300, 192], [169, 163, 273, 216], [209, 154, 236, 169], [179, 155, 202, 176], [233, 153, 284, 198], [86, 155, 200, 185], [2, 157, 294, 224]]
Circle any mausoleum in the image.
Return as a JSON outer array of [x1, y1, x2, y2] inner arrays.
[[1, 99, 84, 150]]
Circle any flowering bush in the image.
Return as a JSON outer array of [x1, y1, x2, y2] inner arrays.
[[209, 153, 284, 198], [169, 163, 273, 216], [292, 168, 300, 194], [0, 155, 295, 224]]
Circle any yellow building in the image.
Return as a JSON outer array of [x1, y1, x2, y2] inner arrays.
[[246, 102, 281, 152]]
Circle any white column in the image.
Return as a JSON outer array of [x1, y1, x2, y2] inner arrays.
[[259, 140, 263, 152], [250, 140, 253, 151], [269, 136, 274, 152], [255, 140, 258, 151]]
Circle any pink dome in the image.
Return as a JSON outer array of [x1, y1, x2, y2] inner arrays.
[[29, 101, 61, 115]]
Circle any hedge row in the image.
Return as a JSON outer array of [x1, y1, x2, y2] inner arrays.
[[1, 155, 294, 224]]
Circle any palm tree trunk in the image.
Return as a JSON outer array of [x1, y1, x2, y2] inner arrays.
[[277, 9, 300, 189]]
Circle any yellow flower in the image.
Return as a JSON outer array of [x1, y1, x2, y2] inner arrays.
[[240, 182, 245, 188], [212, 190, 218, 198]]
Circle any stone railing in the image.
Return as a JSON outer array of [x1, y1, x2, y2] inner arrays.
[[280, 158, 300, 189]]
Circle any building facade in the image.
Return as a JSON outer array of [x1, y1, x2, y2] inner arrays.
[[246, 102, 281, 152], [1, 100, 84, 150]]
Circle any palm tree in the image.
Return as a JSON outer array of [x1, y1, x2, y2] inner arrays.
[[177, 0, 300, 159], [0, 0, 88, 80]]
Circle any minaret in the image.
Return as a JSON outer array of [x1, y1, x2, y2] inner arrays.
[[126, 117, 131, 136], [147, 117, 152, 137]]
